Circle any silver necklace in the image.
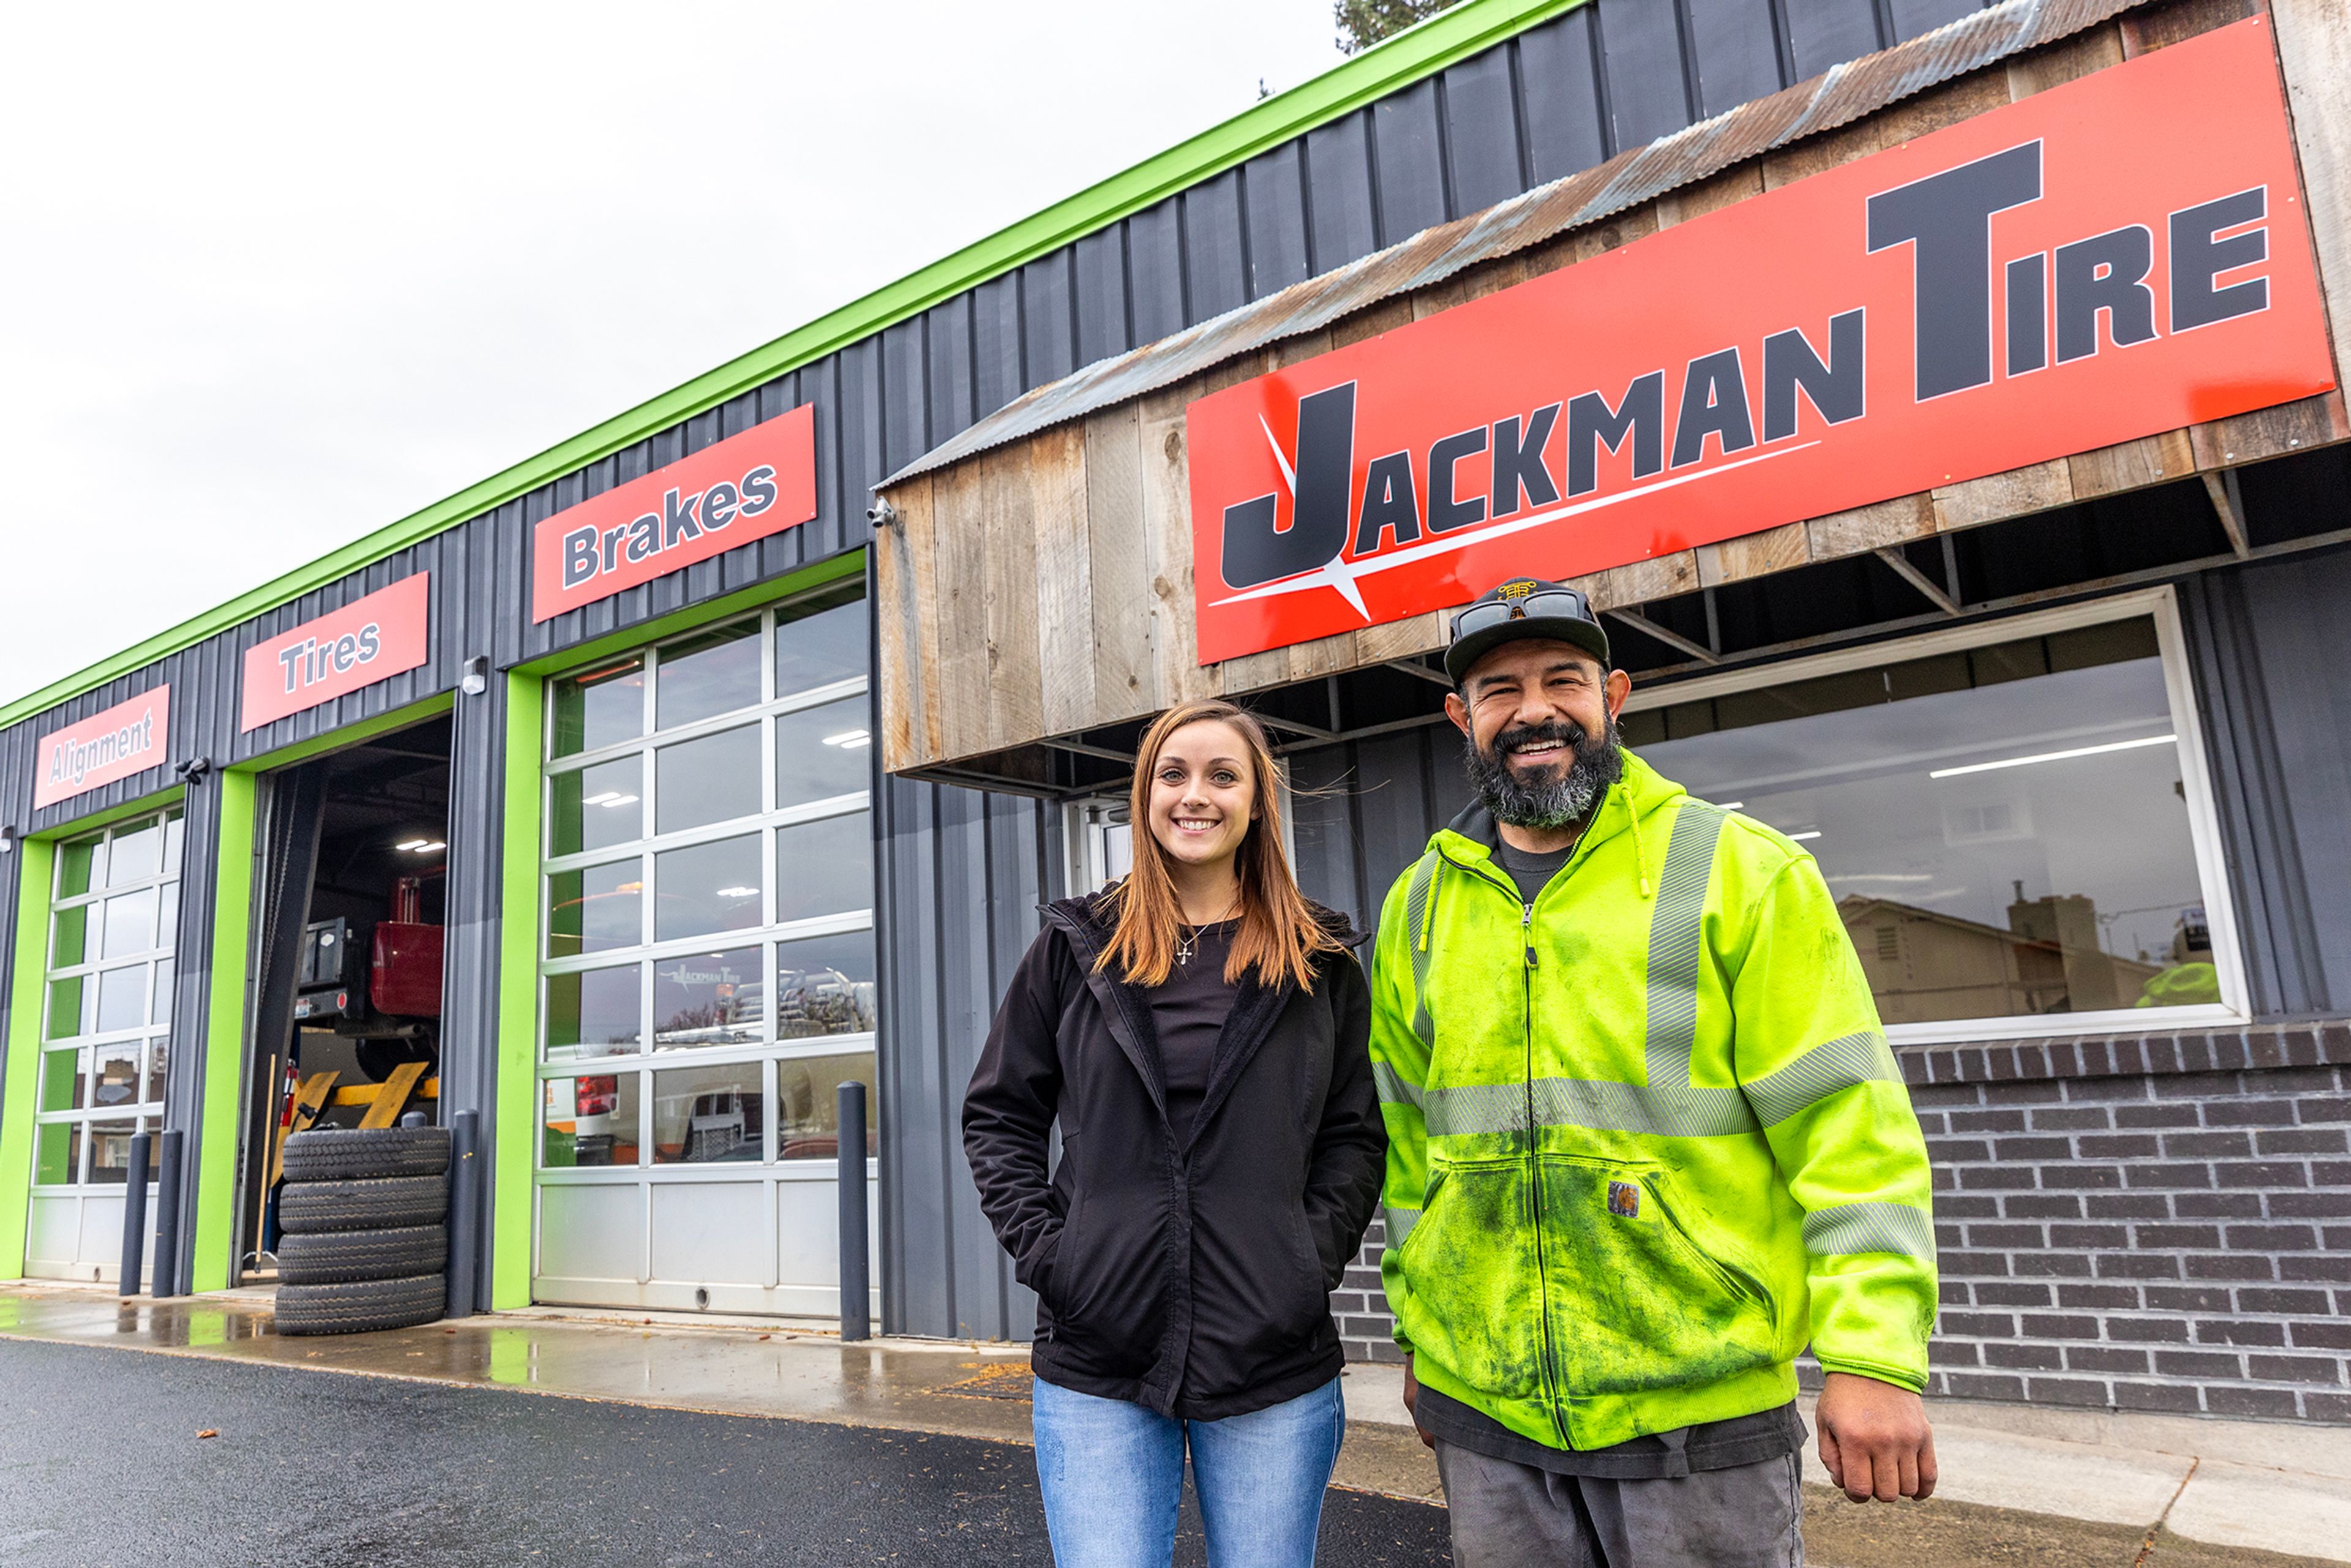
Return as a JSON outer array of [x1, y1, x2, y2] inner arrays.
[[1176, 893, 1242, 966]]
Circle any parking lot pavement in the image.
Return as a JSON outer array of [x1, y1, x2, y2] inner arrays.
[[0, 1337, 1454, 1568], [5, 1284, 2344, 1567]]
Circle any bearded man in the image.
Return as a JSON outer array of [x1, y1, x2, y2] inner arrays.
[[1367, 577, 1939, 1567]]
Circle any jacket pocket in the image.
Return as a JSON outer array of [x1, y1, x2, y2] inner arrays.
[[1535, 1155, 1779, 1400], [1393, 1158, 1548, 1403]]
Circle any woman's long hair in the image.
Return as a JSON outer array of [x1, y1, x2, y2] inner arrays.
[[1095, 700, 1343, 992]]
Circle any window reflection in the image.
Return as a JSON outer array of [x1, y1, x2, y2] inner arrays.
[[1624, 618, 2214, 1025], [102, 888, 155, 959], [775, 930, 877, 1038], [774, 696, 872, 807], [656, 621, 761, 730], [776, 1051, 877, 1160], [107, 822, 162, 886], [544, 966, 642, 1061], [552, 656, 647, 757], [542, 1073, 640, 1168], [34, 1122, 80, 1185], [547, 860, 643, 958], [656, 726, 761, 835], [39, 1048, 84, 1112], [653, 947, 762, 1048], [87, 1120, 135, 1184], [774, 814, 872, 926], [652, 1062, 765, 1163], [96, 966, 147, 1034], [654, 835, 763, 941], [774, 596, 866, 697], [550, 757, 643, 857]]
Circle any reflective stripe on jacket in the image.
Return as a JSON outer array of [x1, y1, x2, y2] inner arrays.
[[1370, 749, 1935, 1453]]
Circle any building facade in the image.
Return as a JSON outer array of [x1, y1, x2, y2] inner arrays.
[[1, 0, 2347, 1424]]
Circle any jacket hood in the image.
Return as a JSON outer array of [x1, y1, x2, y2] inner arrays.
[[1044, 885, 1368, 951]]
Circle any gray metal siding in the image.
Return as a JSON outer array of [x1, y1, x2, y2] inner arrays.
[[0, 0, 2005, 1321]]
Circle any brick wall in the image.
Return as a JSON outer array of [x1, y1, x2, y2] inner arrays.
[[1332, 1021, 2351, 1423]]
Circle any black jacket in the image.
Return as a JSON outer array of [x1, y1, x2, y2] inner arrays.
[[962, 892, 1386, 1420]]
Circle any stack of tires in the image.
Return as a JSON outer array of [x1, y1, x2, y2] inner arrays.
[[274, 1125, 450, 1335]]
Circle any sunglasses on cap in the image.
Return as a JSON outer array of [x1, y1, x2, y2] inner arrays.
[[1449, 589, 1594, 641]]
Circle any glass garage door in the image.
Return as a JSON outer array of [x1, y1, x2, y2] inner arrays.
[[24, 808, 182, 1281], [532, 585, 879, 1316]]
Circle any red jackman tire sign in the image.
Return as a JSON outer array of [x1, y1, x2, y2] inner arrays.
[[531, 403, 818, 623], [1183, 20, 2336, 666]]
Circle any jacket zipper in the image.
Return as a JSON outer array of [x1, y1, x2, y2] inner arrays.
[[1436, 844, 1573, 1447]]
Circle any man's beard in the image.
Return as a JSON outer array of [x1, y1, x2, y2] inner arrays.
[[1463, 715, 1624, 831]]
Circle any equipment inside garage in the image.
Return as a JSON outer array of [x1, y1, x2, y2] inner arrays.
[[239, 713, 452, 1278]]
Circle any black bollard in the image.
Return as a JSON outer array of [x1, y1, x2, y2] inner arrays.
[[838, 1081, 869, 1341], [446, 1109, 481, 1319], [151, 1128, 184, 1297], [118, 1131, 152, 1297]]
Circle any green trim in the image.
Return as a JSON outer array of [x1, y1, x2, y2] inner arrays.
[[29, 784, 187, 842], [0, 838, 59, 1278], [0, 0, 1584, 735], [516, 549, 866, 680], [492, 670, 545, 1310], [237, 694, 457, 775], [190, 770, 257, 1292]]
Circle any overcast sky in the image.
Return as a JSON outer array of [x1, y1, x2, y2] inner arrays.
[[0, 1, 1342, 705]]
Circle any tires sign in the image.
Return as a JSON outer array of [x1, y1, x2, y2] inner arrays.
[[241, 572, 432, 732], [1182, 19, 2335, 665]]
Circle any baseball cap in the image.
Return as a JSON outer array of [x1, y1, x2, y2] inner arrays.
[[1442, 577, 1611, 686]]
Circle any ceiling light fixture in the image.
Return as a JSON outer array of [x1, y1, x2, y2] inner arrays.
[[714, 885, 760, 899], [821, 729, 871, 749], [395, 838, 431, 851], [1929, 733, 2175, 779]]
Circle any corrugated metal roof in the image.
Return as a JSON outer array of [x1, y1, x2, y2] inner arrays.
[[884, 0, 2134, 489]]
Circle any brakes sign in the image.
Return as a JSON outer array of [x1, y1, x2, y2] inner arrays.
[[531, 403, 819, 622], [1182, 19, 2334, 664]]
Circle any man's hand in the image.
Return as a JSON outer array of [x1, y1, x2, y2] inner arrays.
[[1817, 1371, 1937, 1502], [1401, 1352, 1436, 1450]]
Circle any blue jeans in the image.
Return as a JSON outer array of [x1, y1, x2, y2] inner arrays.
[[1031, 1375, 1347, 1568]]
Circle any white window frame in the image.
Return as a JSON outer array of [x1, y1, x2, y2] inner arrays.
[[1621, 585, 2250, 1045]]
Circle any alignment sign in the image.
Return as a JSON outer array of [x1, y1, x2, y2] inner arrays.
[[531, 403, 818, 623], [1183, 20, 2335, 665], [34, 687, 170, 809]]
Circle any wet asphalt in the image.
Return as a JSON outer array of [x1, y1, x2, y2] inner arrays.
[[0, 1337, 1453, 1567]]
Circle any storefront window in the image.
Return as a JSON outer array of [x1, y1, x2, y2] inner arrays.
[[1619, 596, 2235, 1033], [537, 584, 876, 1172], [31, 808, 181, 1187]]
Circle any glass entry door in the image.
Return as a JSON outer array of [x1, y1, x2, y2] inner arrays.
[[24, 808, 182, 1281]]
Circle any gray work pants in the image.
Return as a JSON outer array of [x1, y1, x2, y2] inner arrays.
[[1435, 1440, 1804, 1568]]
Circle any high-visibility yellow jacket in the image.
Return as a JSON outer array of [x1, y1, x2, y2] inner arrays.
[[1370, 749, 1935, 1452]]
